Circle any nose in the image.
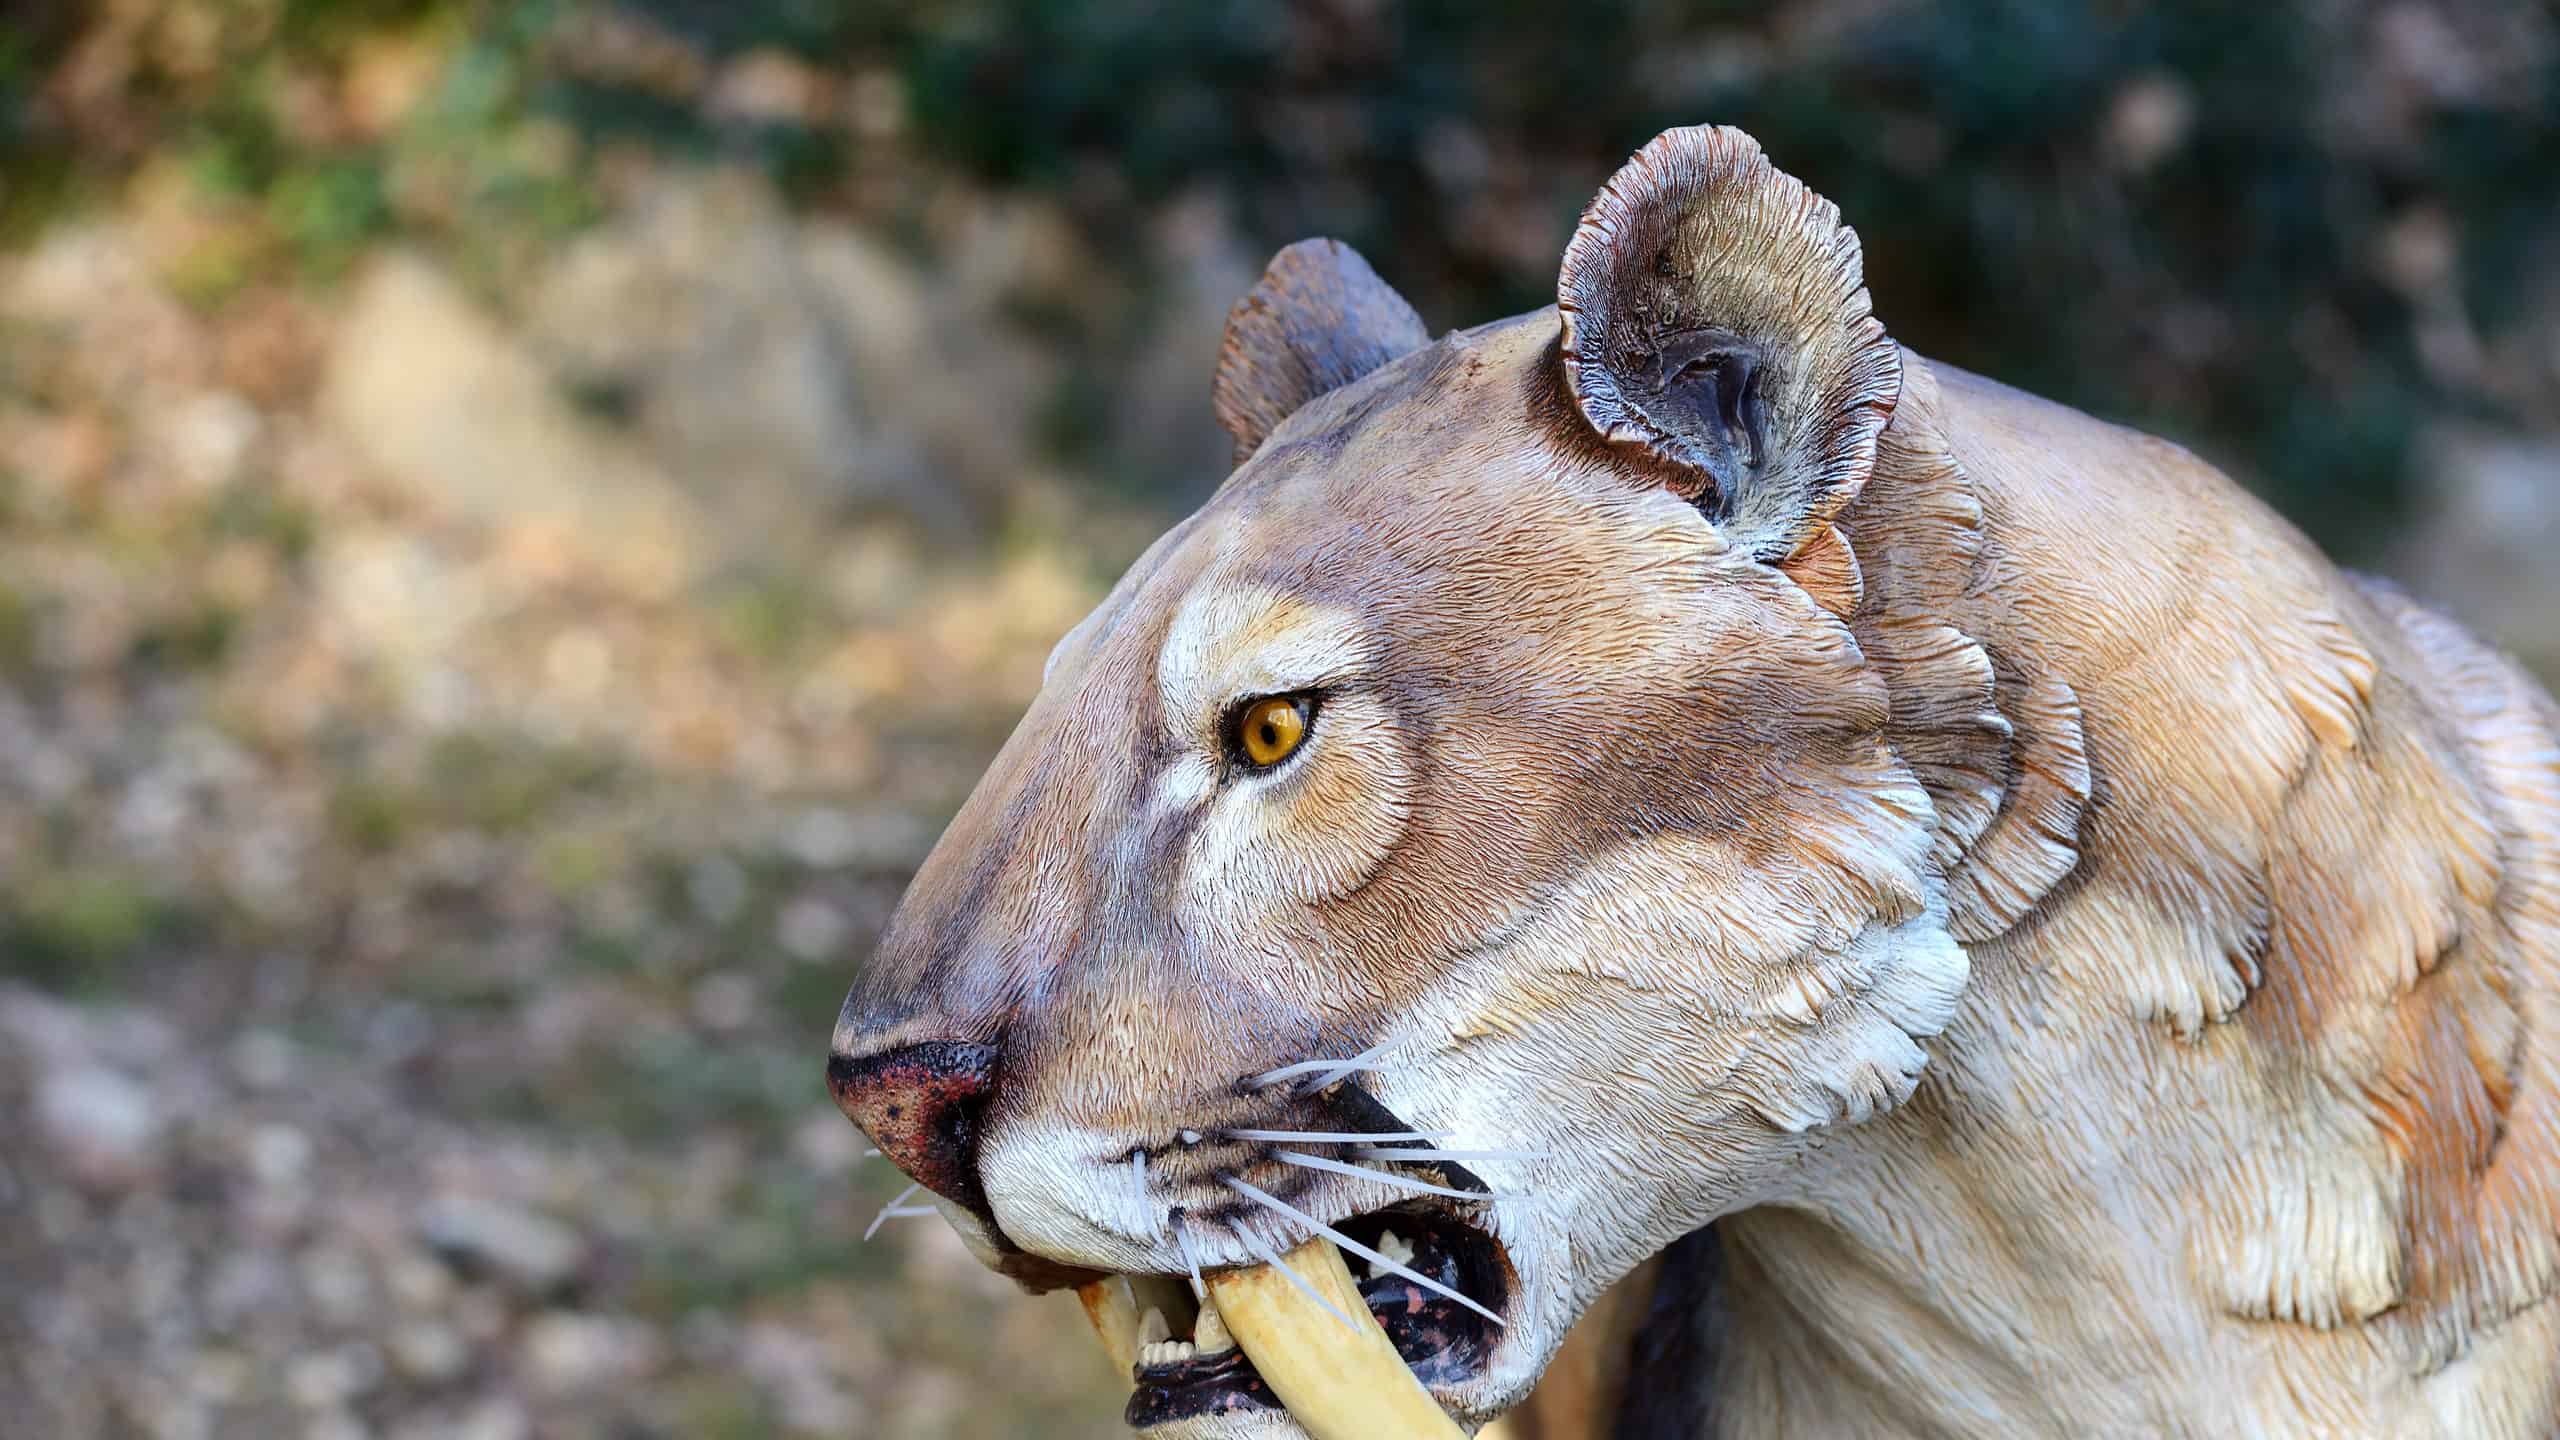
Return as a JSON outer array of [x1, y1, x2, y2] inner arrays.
[[827, 1039, 999, 1221]]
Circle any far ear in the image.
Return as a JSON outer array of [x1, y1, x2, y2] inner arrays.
[[1214, 238, 1430, 464], [1558, 126, 1900, 561]]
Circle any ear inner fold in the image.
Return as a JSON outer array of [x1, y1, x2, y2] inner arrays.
[[1557, 125, 1902, 563], [1214, 238, 1431, 464], [1778, 523, 1865, 620]]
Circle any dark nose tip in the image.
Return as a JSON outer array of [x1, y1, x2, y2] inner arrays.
[[827, 1039, 999, 1221]]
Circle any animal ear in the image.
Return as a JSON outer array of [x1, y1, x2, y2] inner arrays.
[[1214, 238, 1430, 464], [1558, 126, 1901, 561]]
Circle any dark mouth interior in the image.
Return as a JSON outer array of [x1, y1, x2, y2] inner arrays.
[[1125, 1203, 1508, 1429]]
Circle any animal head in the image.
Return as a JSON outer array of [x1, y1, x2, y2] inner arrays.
[[831, 126, 1976, 1436]]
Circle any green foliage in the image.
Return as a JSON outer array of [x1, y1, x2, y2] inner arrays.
[[712, 571, 832, 664], [128, 603, 240, 672], [268, 155, 392, 276], [205, 484, 318, 564], [899, 1, 1293, 192], [5, 1, 2551, 554], [0, 578, 32, 675], [424, 730, 620, 833], [874, 0, 2559, 556], [326, 776, 417, 854], [2, 865, 181, 995]]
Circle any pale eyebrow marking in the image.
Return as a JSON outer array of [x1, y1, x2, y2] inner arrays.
[[1156, 582, 1374, 736], [1148, 754, 1218, 817]]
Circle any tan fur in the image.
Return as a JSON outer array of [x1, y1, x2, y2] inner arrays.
[[1725, 360, 2560, 1437], [834, 127, 2560, 1437]]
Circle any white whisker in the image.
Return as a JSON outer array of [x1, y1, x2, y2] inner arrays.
[[862, 1146, 881, 1158], [1301, 1040, 1397, 1092], [1274, 1149, 1531, 1203], [1175, 1217, 1210, 1299], [1231, 1217, 1358, 1332], [1251, 1041, 1396, 1091], [1355, 1147, 1550, 1163], [1131, 1151, 1156, 1237], [1222, 1174, 1506, 1328], [1226, 1128, 1457, 1144], [1249, 1059, 1362, 1087], [863, 1182, 923, 1242]]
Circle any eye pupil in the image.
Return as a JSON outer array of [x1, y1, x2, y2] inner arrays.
[[1238, 696, 1308, 768]]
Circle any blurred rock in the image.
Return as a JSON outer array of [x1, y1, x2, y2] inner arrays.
[[528, 169, 1059, 546], [312, 528, 484, 699], [445, 1398, 530, 1440], [2, 223, 211, 395], [2389, 425, 2560, 684], [32, 1063, 162, 1191], [383, 1248, 457, 1312], [706, 48, 832, 127], [792, 1108, 862, 1178], [520, 1311, 661, 1394], [387, 1319, 472, 1383], [302, 1243, 377, 1325], [319, 252, 701, 596], [417, 1194, 589, 1297], [341, 30, 443, 139], [740, 1322, 859, 1435], [775, 894, 850, 962], [781, 806, 936, 872], [528, 172, 871, 546], [2104, 72, 2195, 175], [229, 1028, 299, 1091], [146, 387, 264, 496], [688, 972, 756, 1033], [245, 1122, 314, 1190], [307, 1409, 373, 1440], [1101, 192, 1259, 503], [285, 1344, 383, 1410]]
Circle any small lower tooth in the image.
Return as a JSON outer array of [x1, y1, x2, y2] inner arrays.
[[1376, 1229, 1417, 1271], [1194, 1300, 1234, 1354], [1166, 1341, 1195, 1362]]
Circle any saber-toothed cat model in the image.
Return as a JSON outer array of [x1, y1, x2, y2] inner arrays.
[[828, 126, 2560, 1439]]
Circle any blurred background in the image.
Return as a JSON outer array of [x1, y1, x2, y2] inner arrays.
[[0, 2, 2553, 1437]]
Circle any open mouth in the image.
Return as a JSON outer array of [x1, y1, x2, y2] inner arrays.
[[1085, 1202, 1512, 1435]]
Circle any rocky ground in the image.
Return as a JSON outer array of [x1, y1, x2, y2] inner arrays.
[[0, 162, 1180, 1438]]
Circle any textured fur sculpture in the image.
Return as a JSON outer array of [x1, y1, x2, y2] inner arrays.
[[829, 126, 2560, 1438]]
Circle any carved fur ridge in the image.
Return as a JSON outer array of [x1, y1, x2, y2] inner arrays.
[[837, 124, 2560, 1440]]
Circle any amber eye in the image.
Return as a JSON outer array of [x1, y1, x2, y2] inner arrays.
[[1235, 695, 1312, 770]]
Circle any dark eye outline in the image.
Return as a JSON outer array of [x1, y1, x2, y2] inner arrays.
[[1224, 691, 1322, 775]]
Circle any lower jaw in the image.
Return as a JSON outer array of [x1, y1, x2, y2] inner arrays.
[[1087, 1206, 1508, 1436], [1125, 1347, 1281, 1430]]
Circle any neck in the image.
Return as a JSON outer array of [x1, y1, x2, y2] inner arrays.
[[1703, 957, 2257, 1437], [1670, 354, 2560, 1439]]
